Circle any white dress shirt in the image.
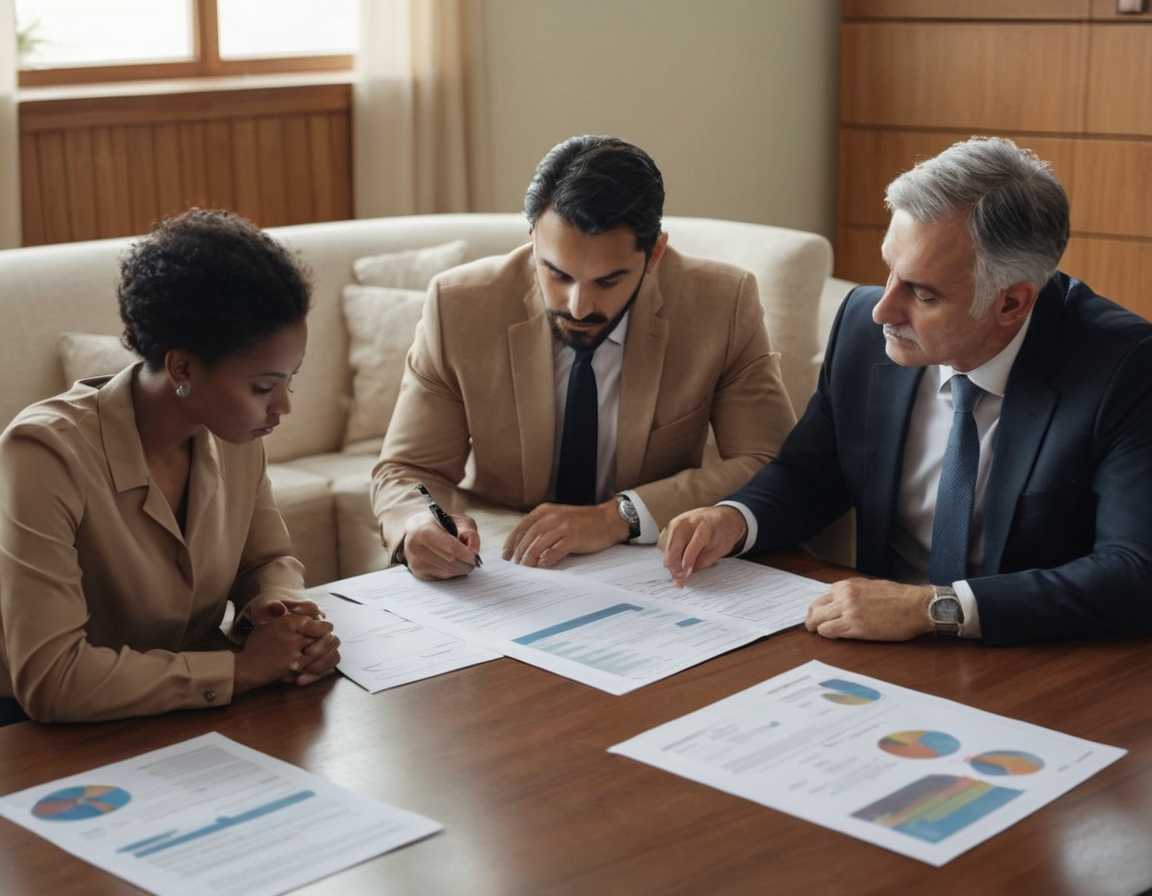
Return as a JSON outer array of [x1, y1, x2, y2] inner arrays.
[[550, 313, 658, 543], [730, 313, 1034, 637]]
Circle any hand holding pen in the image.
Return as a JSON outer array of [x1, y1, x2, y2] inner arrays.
[[414, 482, 483, 569]]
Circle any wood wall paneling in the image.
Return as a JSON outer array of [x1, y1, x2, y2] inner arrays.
[[840, 23, 1088, 133], [17, 82, 353, 246], [1061, 236, 1152, 319], [836, 7, 1152, 319], [1086, 24, 1152, 135], [18, 132, 43, 245], [834, 225, 889, 287], [1070, 138, 1152, 238], [842, 0, 1091, 19]]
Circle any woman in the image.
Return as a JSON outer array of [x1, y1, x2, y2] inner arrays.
[[0, 209, 339, 724]]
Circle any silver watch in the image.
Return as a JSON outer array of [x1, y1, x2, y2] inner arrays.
[[615, 494, 641, 541], [928, 585, 964, 636]]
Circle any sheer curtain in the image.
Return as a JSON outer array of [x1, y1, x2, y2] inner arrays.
[[353, 0, 483, 218], [0, 0, 20, 247]]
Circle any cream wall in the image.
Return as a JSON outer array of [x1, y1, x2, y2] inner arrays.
[[470, 0, 840, 239]]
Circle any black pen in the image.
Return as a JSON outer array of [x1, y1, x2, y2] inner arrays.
[[414, 482, 482, 567]]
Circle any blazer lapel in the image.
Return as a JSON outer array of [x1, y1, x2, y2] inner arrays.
[[983, 289, 1061, 574], [861, 362, 923, 575], [617, 276, 668, 487], [509, 285, 558, 503]]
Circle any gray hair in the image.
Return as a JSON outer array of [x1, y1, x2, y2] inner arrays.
[[884, 136, 1069, 317]]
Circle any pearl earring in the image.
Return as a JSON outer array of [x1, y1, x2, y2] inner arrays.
[[176, 382, 190, 398]]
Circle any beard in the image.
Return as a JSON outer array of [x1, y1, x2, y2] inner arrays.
[[545, 271, 647, 351]]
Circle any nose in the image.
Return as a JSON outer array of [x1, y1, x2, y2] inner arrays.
[[871, 273, 903, 326], [566, 283, 595, 321], [270, 382, 292, 417]]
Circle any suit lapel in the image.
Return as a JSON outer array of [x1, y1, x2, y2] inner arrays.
[[617, 275, 668, 488], [509, 284, 558, 503], [983, 289, 1062, 574], [861, 362, 923, 575]]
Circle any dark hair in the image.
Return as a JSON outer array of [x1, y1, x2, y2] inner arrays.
[[524, 135, 665, 256], [118, 208, 312, 370]]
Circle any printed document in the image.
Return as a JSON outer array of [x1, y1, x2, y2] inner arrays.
[[0, 732, 441, 896], [325, 555, 773, 695], [313, 594, 500, 693], [610, 660, 1125, 865]]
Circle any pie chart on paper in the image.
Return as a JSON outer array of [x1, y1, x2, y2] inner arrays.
[[31, 785, 132, 821], [878, 730, 962, 759], [968, 750, 1045, 776]]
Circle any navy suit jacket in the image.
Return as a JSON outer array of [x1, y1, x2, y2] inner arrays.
[[731, 274, 1152, 644]]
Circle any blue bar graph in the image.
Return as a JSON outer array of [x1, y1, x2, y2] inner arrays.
[[119, 790, 316, 857], [513, 604, 643, 645]]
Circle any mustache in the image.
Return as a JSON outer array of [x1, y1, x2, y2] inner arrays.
[[552, 310, 610, 325], [882, 324, 919, 344]]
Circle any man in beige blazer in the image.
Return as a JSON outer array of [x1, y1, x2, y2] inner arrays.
[[372, 135, 795, 580]]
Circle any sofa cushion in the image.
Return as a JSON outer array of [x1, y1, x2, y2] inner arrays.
[[340, 285, 426, 446], [353, 239, 469, 289], [265, 464, 339, 587], [57, 332, 138, 385]]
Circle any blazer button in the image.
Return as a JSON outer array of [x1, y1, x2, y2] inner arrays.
[[203, 688, 218, 703]]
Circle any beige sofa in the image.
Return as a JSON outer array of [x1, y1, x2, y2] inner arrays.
[[0, 213, 840, 586]]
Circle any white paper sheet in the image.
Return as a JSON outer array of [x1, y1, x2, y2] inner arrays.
[[552, 544, 825, 632], [326, 557, 766, 695], [609, 660, 1126, 866], [0, 732, 441, 896], [314, 595, 500, 693]]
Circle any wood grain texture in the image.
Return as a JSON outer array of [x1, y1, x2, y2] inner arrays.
[[840, 22, 1088, 132], [1086, 24, 1152, 135], [1, 552, 1151, 895], [17, 83, 353, 245], [843, 0, 1090, 19], [1061, 235, 1152, 320]]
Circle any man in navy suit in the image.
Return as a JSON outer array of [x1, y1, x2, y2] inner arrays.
[[662, 136, 1152, 645]]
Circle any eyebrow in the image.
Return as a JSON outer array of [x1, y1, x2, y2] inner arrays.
[[540, 258, 632, 282], [880, 246, 944, 297]]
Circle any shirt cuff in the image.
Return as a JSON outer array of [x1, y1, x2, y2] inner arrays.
[[718, 500, 758, 555], [622, 489, 659, 544], [952, 579, 981, 638]]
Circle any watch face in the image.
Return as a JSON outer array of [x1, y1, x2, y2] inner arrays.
[[931, 596, 962, 624]]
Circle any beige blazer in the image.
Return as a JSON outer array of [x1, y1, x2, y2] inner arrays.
[[0, 365, 306, 722], [372, 244, 796, 556]]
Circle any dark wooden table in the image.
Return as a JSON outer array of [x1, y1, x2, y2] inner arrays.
[[2, 552, 1151, 896]]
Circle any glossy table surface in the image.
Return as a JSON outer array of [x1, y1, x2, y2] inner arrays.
[[1, 552, 1151, 896]]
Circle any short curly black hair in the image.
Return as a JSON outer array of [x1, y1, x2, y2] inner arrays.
[[118, 208, 312, 370]]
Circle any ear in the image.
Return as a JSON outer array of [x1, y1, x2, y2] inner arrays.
[[994, 281, 1039, 329], [646, 231, 669, 272], [164, 349, 194, 388]]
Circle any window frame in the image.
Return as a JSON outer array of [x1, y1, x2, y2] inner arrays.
[[16, 0, 354, 88]]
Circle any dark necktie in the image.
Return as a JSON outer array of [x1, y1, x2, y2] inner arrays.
[[555, 346, 598, 505], [928, 374, 984, 584]]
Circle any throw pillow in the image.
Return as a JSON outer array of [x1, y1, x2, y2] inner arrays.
[[352, 240, 469, 290], [341, 284, 427, 445], [57, 332, 138, 385]]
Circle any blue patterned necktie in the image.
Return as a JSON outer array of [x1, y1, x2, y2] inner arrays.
[[928, 374, 984, 584], [555, 346, 598, 505]]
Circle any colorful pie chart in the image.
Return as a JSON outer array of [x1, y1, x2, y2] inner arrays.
[[820, 678, 882, 705], [878, 730, 962, 759], [32, 785, 131, 821], [968, 750, 1045, 776]]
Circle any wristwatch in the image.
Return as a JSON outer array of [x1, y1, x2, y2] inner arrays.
[[928, 585, 964, 636], [615, 493, 641, 541]]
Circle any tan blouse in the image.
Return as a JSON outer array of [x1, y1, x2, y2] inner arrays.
[[0, 365, 306, 722]]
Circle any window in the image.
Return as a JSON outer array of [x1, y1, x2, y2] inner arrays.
[[15, 0, 359, 87]]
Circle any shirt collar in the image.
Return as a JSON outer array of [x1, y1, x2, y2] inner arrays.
[[935, 310, 1034, 399]]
